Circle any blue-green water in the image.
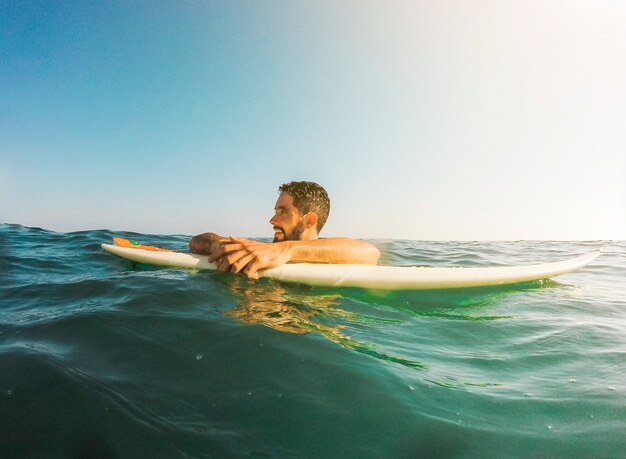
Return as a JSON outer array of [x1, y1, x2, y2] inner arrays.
[[1, 223, 625, 458]]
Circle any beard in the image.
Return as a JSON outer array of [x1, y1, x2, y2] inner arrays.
[[273, 220, 305, 243]]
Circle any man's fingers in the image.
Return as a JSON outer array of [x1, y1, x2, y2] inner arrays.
[[225, 249, 251, 269], [243, 260, 263, 280], [221, 243, 245, 254], [207, 242, 227, 262], [209, 236, 272, 279], [230, 236, 263, 251], [212, 243, 245, 263], [230, 253, 254, 274], [215, 256, 231, 272]]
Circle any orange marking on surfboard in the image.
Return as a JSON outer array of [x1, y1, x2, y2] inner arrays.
[[113, 237, 174, 252]]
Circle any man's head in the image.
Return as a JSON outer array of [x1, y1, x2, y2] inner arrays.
[[270, 181, 331, 242]]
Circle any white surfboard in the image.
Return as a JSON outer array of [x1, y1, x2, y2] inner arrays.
[[101, 243, 600, 290]]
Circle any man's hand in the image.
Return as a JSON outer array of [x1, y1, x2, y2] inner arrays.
[[190, 233, 235, 272], [205, 240, 231, 272], [219, 236, 293, 279], [190, 233, 227, 255], [198, 233, 380, 279]]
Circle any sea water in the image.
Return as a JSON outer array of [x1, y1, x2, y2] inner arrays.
[[1, 223, 625, 458]]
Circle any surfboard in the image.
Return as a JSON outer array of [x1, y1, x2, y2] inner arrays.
[[101, 241, 601, 290]]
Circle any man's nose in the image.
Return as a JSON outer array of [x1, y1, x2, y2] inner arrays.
[[269, 214, 278, 226]]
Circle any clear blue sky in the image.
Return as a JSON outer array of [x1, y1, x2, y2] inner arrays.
[[2, 1, 625, 240]]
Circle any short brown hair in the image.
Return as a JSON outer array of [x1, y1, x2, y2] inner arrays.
[[278, 181, 331, 233]]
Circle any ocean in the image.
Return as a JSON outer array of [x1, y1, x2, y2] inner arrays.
[[1, 223, 625, 458]]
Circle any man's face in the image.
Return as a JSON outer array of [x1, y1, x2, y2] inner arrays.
[[270, 193, 306, 242]]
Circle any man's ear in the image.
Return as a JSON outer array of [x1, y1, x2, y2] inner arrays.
[[305, 212, 318, 230]]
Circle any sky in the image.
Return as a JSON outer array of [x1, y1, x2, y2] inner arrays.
[[1, 0, 625, 240]]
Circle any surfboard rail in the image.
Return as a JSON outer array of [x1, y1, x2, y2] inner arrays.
[[101, 243, 601, 290]]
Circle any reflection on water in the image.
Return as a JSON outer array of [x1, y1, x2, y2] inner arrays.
[[224, 277, 343, 335], [214, 274, 552, 387], [221, 277, 427, 370]]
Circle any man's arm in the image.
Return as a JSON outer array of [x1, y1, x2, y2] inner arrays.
[[220, 236, 380, 279], [283, 238, 380, 265]]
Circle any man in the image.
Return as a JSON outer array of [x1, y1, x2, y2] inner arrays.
[[189, 181, 380, 279]]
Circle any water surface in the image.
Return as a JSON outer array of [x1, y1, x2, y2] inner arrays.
[[1, 224, 624, 458]]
